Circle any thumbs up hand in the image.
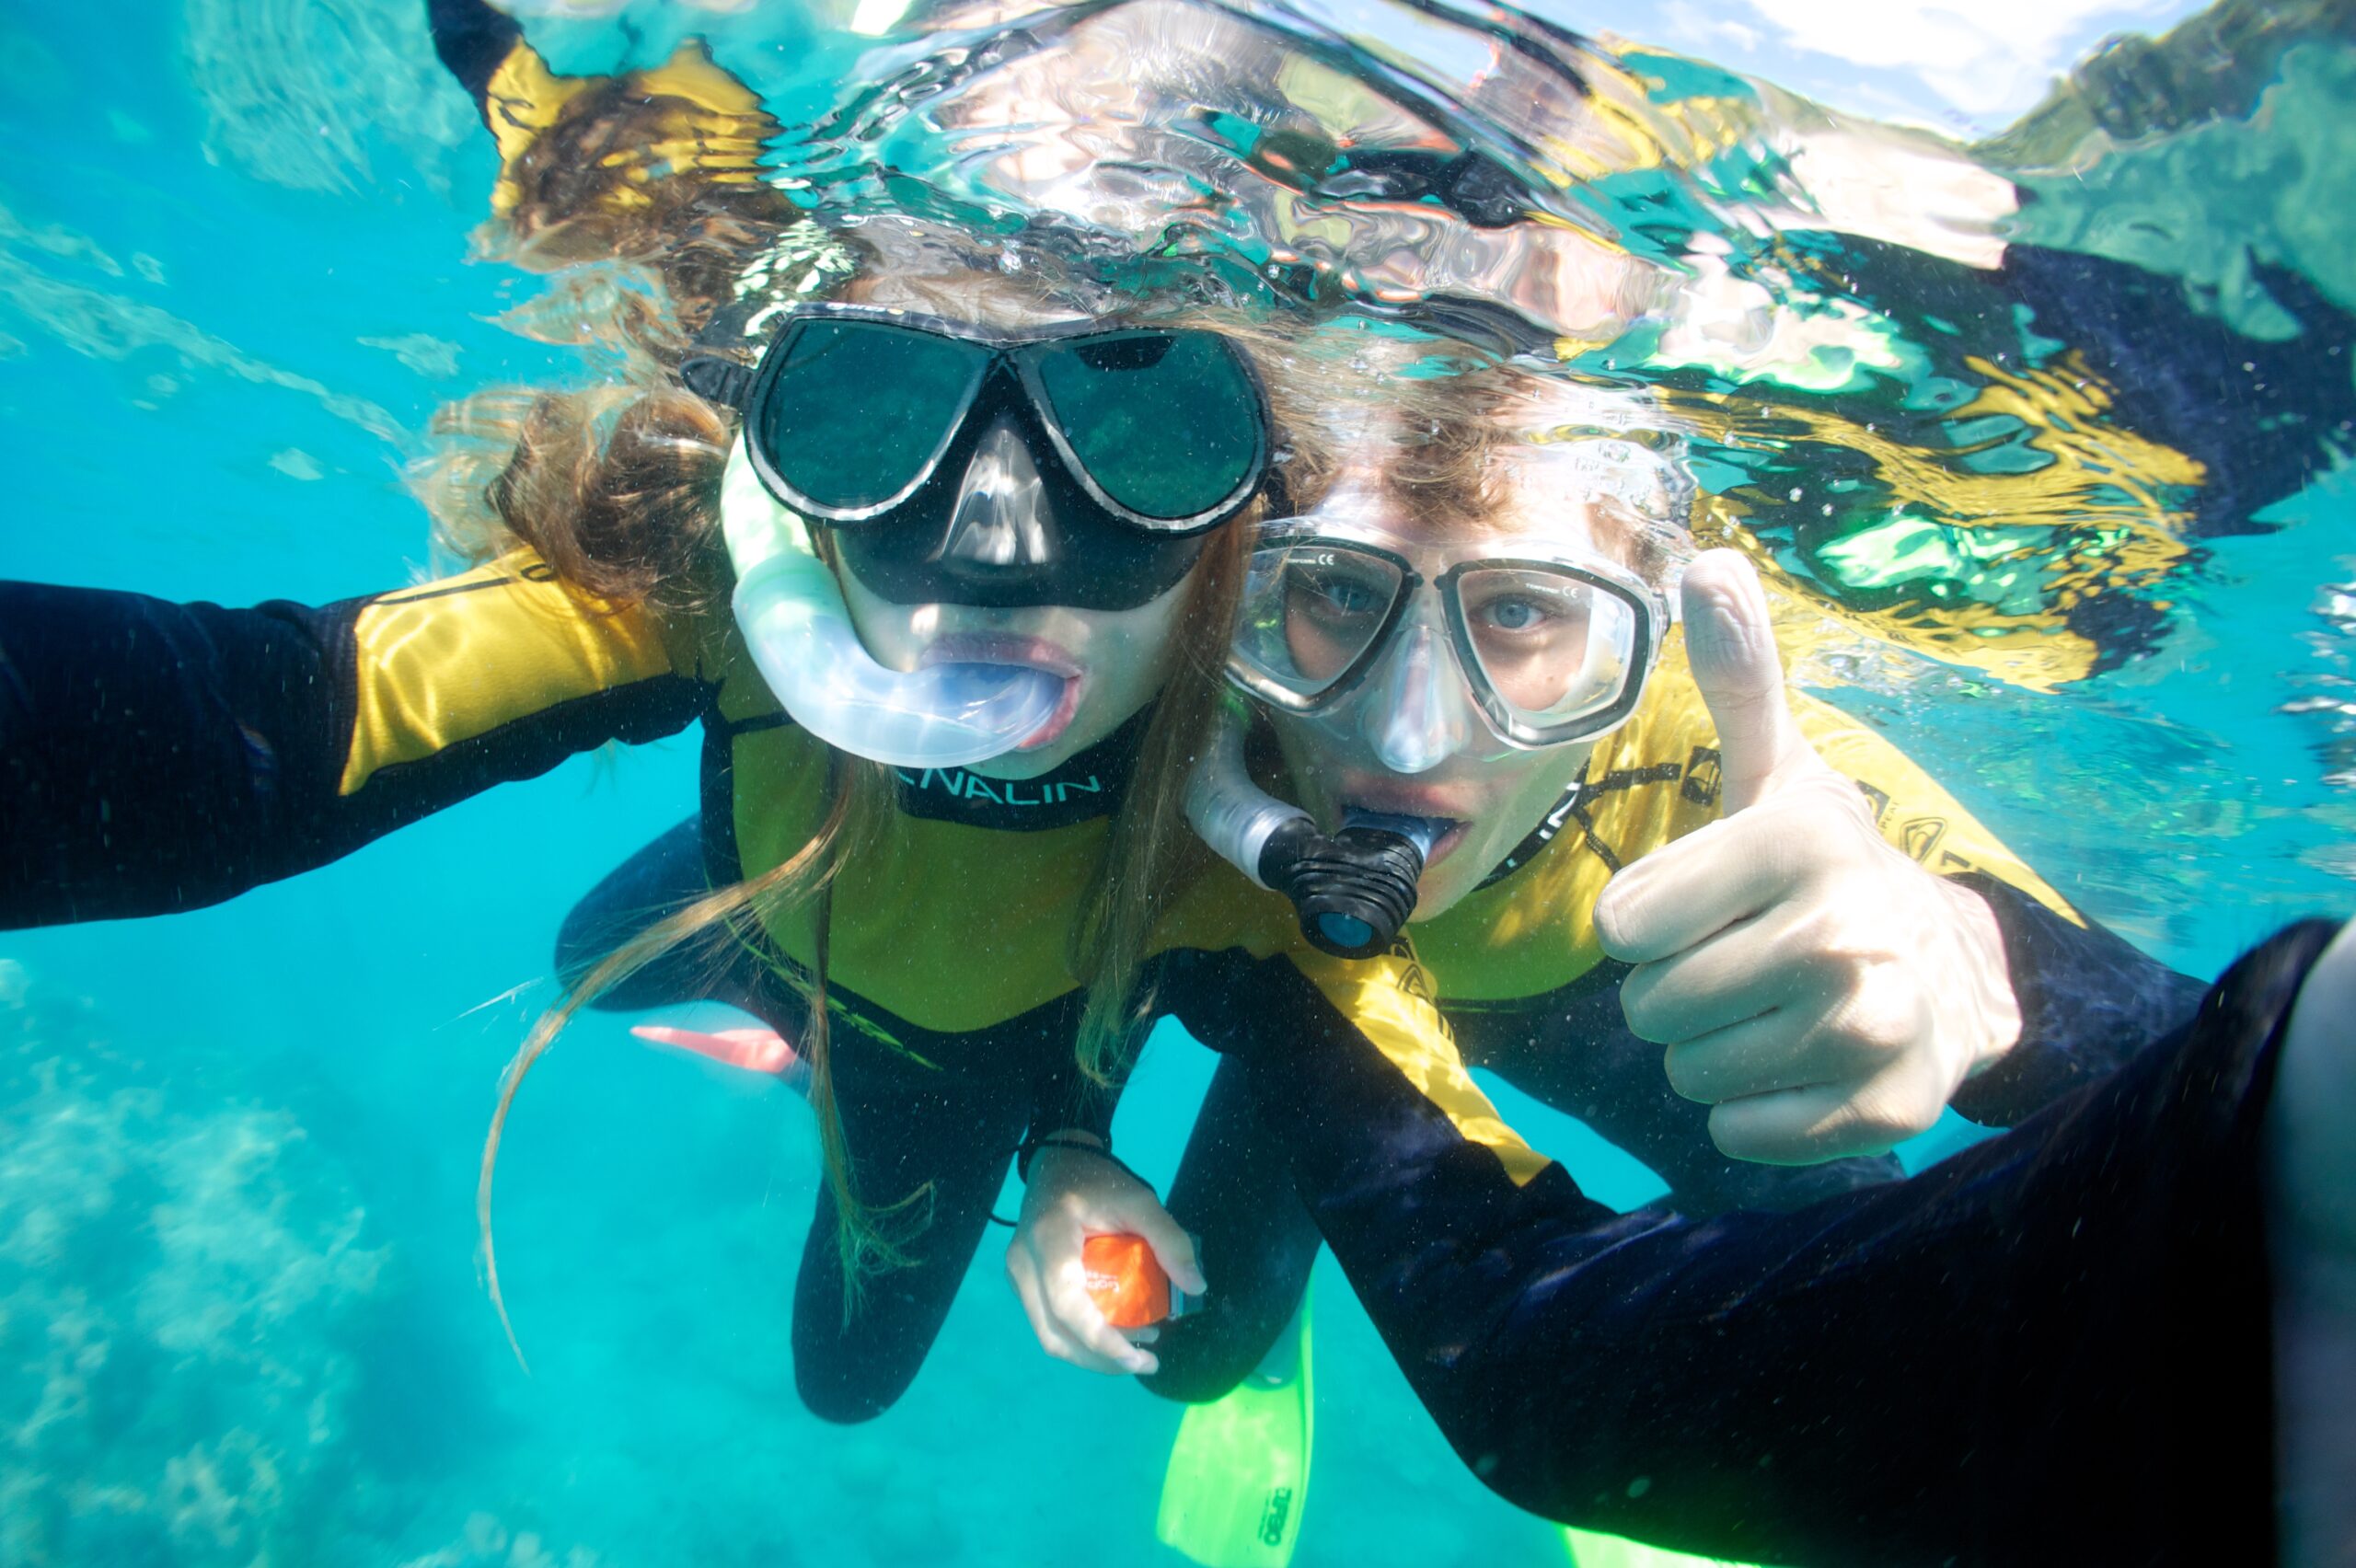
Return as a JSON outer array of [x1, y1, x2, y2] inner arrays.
[[1592, 550, 2023, 1163]]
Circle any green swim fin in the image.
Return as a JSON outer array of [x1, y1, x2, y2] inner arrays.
[[1561, 1525, 1758, 1568], [1155, 1292, 1314, 1568]]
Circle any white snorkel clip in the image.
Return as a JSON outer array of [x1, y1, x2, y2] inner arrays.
[[721, 437, 1064, 769]]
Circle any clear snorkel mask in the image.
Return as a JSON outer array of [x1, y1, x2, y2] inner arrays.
[[1190, 462, 1677, 958]]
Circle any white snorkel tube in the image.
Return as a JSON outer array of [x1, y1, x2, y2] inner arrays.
[[721, 437, 1064, 769], [1186, 697, 1438, 960]]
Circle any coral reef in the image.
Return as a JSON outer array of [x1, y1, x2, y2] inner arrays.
[[0, 961, 388, 1566]]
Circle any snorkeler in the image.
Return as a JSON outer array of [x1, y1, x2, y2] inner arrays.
[[1013, 351, 2347, 1562], [1197, 555, 2350, 1563], [0, 213, 1287, 1424], [1001, 356, 2204, 1401]]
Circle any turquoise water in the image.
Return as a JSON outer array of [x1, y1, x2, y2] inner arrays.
[[2, 2, 2352, 1564]]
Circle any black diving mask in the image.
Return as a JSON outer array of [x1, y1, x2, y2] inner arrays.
[[682, 306, 1271, 611]]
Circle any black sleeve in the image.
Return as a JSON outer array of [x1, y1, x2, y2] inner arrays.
[[0, 581, 703, 928], [1947, 870, 2211, 1124], [428, 0, 525, 116], [1022, 1000, 1129, 1148], [1185, 926, 2331, 1566]]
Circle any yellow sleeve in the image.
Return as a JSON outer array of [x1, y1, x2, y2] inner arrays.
[[340, 552, 693, 795], [1282, 942, 1554, 1187]]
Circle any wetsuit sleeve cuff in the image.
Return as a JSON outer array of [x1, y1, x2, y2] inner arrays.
[[1949, 870, 2212, 1124]]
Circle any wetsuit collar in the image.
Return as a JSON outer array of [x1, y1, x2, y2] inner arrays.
[[889, 706, 1149, 831]]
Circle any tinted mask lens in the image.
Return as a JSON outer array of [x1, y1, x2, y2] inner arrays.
[[821, 374, 1215, 612], [1034, 332, 1265, 524], [754, 320, 987, 513]]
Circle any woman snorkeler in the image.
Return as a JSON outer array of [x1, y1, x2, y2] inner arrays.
[[1051, 345, 2351, 1565], [0, 203, 1288, 1422], [3, 10, 1646, 1435]]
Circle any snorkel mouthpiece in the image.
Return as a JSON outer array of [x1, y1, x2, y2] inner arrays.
[[1186, 703, 1437, 961], [722, 439, 1064, 768], [1258, 812, 1435, 959]]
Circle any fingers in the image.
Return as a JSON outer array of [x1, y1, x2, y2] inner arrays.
[[1121, 1193, 1208, 1297], [1597, 773, 1875, 963], [1705, 1074, 1934, 1165], [1596, 813, 1786, 964], [1680, 549, 1807, 814], [1045, 1262, 1162, 1374], [1659, 1008, 1881, 1106]]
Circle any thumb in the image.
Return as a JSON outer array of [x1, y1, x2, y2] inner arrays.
[[1681, 549, 1810, 814]]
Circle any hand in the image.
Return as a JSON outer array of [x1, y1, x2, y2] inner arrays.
[[1005, 1142, 1206, 1377], [1593, 549, 2022, 1163]]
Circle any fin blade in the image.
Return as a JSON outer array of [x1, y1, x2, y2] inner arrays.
[[1155, 1296, 1314, 1568]]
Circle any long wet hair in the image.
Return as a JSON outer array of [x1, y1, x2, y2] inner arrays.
[[421, 222, 1263, 1357]]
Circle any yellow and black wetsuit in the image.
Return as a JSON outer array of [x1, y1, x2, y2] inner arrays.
[[1139, 628, 2207, 1401], [0, 557, 1476, 1424], [434, 1, 774, 213], [426, 0, 830, 334]]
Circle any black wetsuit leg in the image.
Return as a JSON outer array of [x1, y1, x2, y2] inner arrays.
[[560, 823, 1114, 1422], [554, 816, 775, 1017], [1206, 922, 2340, 1565], [1143, 1055, 1322, 1403], [792, 1042, 1031, 1424]]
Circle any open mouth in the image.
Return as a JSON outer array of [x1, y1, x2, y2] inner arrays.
[[920, 633, 1084, 752], [1015, 676, 1083, 750]]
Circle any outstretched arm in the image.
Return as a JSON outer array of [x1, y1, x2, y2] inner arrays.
[[0, 558, 702, 928], [427, 0, 525, 119], [1183, 921, 2331, 1566]]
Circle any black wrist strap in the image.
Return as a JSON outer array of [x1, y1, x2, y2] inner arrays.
[[1015, 1130, 1142, 1187]]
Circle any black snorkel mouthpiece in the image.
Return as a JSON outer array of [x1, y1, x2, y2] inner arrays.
[[1258, 812, 1439, 960]]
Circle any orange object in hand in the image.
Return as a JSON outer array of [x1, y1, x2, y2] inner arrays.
[[1082, 1233, 1175, 1329]]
